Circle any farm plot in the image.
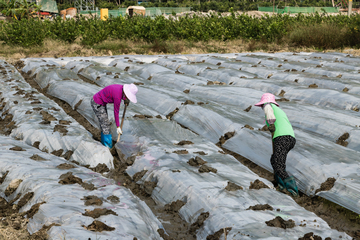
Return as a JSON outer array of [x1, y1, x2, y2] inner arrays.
[[3, 52, 360, 239]]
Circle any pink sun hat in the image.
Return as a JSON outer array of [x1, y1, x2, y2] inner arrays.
[[123, 83, 138, 103], [254, 93, 279, 107]]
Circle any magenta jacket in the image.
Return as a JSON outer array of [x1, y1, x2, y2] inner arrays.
[[93, 84, 126, 127]]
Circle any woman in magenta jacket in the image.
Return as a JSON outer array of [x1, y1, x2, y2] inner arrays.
[[91, 83, 138, 148], [255, 93, 298, 197]]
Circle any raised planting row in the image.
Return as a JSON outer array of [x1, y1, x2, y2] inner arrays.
[[0, 60, 113, 169], [17, 56, 356, 239], [0, 135, 163, 239]]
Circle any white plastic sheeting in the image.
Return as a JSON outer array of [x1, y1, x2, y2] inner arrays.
[[18, 52, 360, 235], [0, 136, 163, 240], [114, 117, 350, 239], [0, 60, 113, 169]]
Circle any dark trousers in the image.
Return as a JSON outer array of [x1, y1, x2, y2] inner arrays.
[[271, 135, 296, 180]]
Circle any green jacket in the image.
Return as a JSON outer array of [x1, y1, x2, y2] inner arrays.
[[265, 104, 295, 139]]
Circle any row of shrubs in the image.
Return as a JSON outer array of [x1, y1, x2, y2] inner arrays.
[[0, 13, 360, 49]]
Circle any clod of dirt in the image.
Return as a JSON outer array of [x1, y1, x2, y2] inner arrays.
[[189, 212, 210, 234], [58, 172, 82, 185], [58, 120, 71, 125], [9, 146, 25, 151], [29, 154, 47, 162], [133, 170, 148, 182], [298, 232, 324, 240], [182, 100, 195, 105], [5, 179, 23, 197], [206, 227, 232, 240], [278, 90, 286, 97], [54, 124, 68, 135], [188, 156, 207, 166], [164, 200, 185, 213], [194, 151, 207, 155], [62, 150, 74, 160], [133, 114, 153, 119], [343, 87, 349, 92], [244, 105, 252, 112], [265, 216, 295, 229], [176, 140, 194, 146], [175, 70, 183, 74], [25, 110, 32, 114], [249, 179, 269, 190], [83, 208, 118, 218], [166, 108, 179, 120], [183, 89, 190, 94], [225, 181, 243, 191], [40, 111, 57, 122], [155, 115, 162, 119], [32, 107, 42, 111], [133, 82, 144, 86], [172, 149, 188, 154], [217, 131, 235, 146], [315, 177, 336, 194], [74, 99, 82, 110], [143, 181, 157, 196], [0, 171, 9, 184], [14, 60, 25, 70], [49, 107, 60, 111], [26, 202, 46, 219], [84, 220, 115, 232], [51, 149, 63, 157], [243, 124, 254, 130], [56, 163, 76, 169], [309, 84, 318, 88], [82, 195, 103, 206], [91, 163, 110, 174], [199, 165, 217, 174], [81, 182, 96, 191], [337, 74, 342, 78], [39, 120, 51, 125], [247, 204, 273, 211], [17, 192, 34, 210], [336, 133, 349, 147], [107, 195, 120, 204], [197, 102, 205, 105]]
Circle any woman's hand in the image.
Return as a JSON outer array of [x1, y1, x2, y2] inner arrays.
[[117, 127, 123, 135], [124, 98, 130, 106]]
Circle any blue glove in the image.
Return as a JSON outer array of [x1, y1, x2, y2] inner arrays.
[[101, 132, 113, 148]]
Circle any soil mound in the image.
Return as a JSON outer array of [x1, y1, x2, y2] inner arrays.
[[194, 151, 207, 155], [309, 83, 318, 88], [17, 192, 34, 210], [0, 171, 9, 184], [30, 154, 47, 161], [84, 220, 115, 232], [56, 163, 76, 169], [173, 149, 188, 154], [10, 146, 25, 151], [51, 149, 63, 156], [225, 181, 243, 191], [40, 111, 57, 122], [298, 232, 325, 240], [244, 105, 252, 112], [54, 124, 68, 135], [82, 195, 103, 206], [107, 195, 120, 203], [81, 182, 96, 191], [133, 170, 148, 182], [189, 212, 209, 234], [183, 89, 190, 93], [5, 179, 23, 196], [249, 179, 269, 190], [91, 163, 110, 173], [336, 133, 349, 147], [243, 124, 254, 130], [83, 208, 118, 218], [58, 172, 82, 185], [217, 131, 235, 146], [206, 227, 232, 240], [199, 165, 217, 173], [315, 177, 336, 194], [265, 216, 295, 229], [133, 114, 153, 119], [278, 90, 286, 97], [188, 156, 207, 166], [166, 108, 179, 120], [143, 181, 157, 196], [26, 202, 46, 219], [164, 200, 185, 213], [176, 140, 194, 146], [183, 100, 195, 105], [62, 150, 73, 160], [247, 204, 273, 211]]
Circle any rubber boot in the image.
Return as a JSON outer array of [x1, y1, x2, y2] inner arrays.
[[284, 176, 299, 197], [275, 174, 286, 191], [101, 132, 113, 148]]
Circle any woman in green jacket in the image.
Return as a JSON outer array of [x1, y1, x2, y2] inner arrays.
[[255, 93, 299, 197]]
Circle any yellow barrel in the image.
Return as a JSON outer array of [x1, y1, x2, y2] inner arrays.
[[100, 8, 109, 20]]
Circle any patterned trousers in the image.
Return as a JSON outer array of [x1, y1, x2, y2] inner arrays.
[[270, 135, 296, 180], [91, 98, 111, 135]]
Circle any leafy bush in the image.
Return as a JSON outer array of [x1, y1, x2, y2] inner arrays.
[[50, 17, 80, 43], [81, 17, 111, 46], [0, 18, 45, 46]]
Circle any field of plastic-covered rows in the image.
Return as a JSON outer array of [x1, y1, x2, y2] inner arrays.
[[0, 51, 359, 239]]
